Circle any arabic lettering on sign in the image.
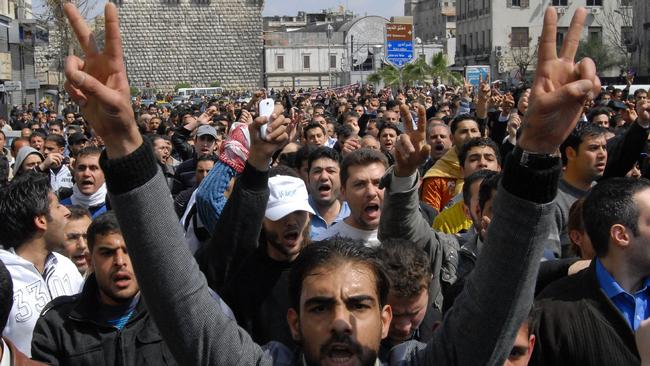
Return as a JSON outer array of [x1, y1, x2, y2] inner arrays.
[[386, 23, 413, 41]]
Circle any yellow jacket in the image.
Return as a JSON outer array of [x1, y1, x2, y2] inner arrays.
[[433, 199, 473, 234]]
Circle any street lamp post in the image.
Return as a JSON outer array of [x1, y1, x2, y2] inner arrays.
[[327, 24, 333, 88], [415, 37, 424, 59]]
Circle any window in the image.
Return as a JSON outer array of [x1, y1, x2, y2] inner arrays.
[[511, 0, 521, 6], [329, 54, 336, 69], [488, 29, 491, 49], [303, 54, 311, 70], [588, 26, 602, 43], [276, 55, 284, 71], [552, 0, 567, 6], [621, 0, 632, 6], [511, 27, 529, 47], [586, 0, 602, 6], [621, 26, 633, 45]]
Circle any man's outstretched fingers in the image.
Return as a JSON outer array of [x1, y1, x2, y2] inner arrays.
[[559, 7, 586, 61], [537, 7, 558, 64], [399, 104, 413, 132], [103, 3, 124, 60], [417, 105, 427, 133], [63, 3, 99, 57]]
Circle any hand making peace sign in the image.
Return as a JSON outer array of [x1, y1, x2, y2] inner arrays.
[[518, 7, 602, 154], [394, 103, 430, 177], [63, 3, 141, 159]]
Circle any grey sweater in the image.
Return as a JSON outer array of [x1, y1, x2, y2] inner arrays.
[[100, 143, 560, 366]]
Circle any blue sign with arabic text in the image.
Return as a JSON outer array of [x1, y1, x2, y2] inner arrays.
[[465, 66, 491, 89], [386, 40, 414, 68]]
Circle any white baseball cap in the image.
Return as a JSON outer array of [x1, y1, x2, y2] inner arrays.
[[265, 175, 315, 221]]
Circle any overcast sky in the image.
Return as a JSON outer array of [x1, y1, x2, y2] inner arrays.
[[32, 0, 404, 19], [263, 0, 403, 18]]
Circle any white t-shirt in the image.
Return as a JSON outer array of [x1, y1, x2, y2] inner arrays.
[[314, 220, 380, 248], [0, 249, 83, 356]]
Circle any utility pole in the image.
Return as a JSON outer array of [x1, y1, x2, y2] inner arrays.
[[327, 24, 333, 87]]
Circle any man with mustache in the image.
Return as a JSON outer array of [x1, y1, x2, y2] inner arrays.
[[61, 3, 596, 365], [195, 133, 315, 346], [61, 205, 92, 276], [60, 147, 108, 219], [31, 212, 178, 365]]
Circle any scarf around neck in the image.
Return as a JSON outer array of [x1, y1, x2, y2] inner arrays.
[[71, 182, 107, 208]]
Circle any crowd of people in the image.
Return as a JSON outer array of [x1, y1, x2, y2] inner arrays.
[[0, 3, 650, 366]]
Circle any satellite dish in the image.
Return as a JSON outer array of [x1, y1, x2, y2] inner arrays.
[[349, 18, 384, 67], [353, 46, 369, 67]]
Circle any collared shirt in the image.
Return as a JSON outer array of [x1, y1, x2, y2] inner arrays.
[[0, 339, 10, 366], [325, 136, 337, 148], [595, 258, 650, 331], [309, 199, 350, 240]]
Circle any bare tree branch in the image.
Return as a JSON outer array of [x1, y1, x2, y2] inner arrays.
[[597, 0, 633, 68], [509, 37, 538, 82]]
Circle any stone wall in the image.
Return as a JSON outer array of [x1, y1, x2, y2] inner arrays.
[[112, 0, 264, 92]]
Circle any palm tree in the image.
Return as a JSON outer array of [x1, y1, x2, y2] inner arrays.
[[403, 57, 433, 86], [367, 53, 462, 88], [367, 65, 402, 87], [430, 53, 461, 86]]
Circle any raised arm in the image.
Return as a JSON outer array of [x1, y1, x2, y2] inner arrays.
[[195, 117, 288, 293], [397, 7, 601, 365], [61, 4, 279, 364], [378, 104, 435, 249]]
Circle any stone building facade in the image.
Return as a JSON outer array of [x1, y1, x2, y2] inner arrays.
[[632, 0, 649, 76], [110, 0, 264, 92]]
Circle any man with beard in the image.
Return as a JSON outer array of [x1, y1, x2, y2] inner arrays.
[[61, 147, 108, 218], [31, 212, 178, 365], [61, 3, 593, 365], [376, 239, 436, 360], [306, 147, 350, 239], [61, 205, 92, 275], [170, 111, 221, 195], [195, 124, 315, 346], [151, 134, 175, 190], [0, 172, 83, 355], [67, 132, 89, 159]]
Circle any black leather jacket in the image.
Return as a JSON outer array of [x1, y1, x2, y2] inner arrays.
[[31, 274, 178, 366]]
